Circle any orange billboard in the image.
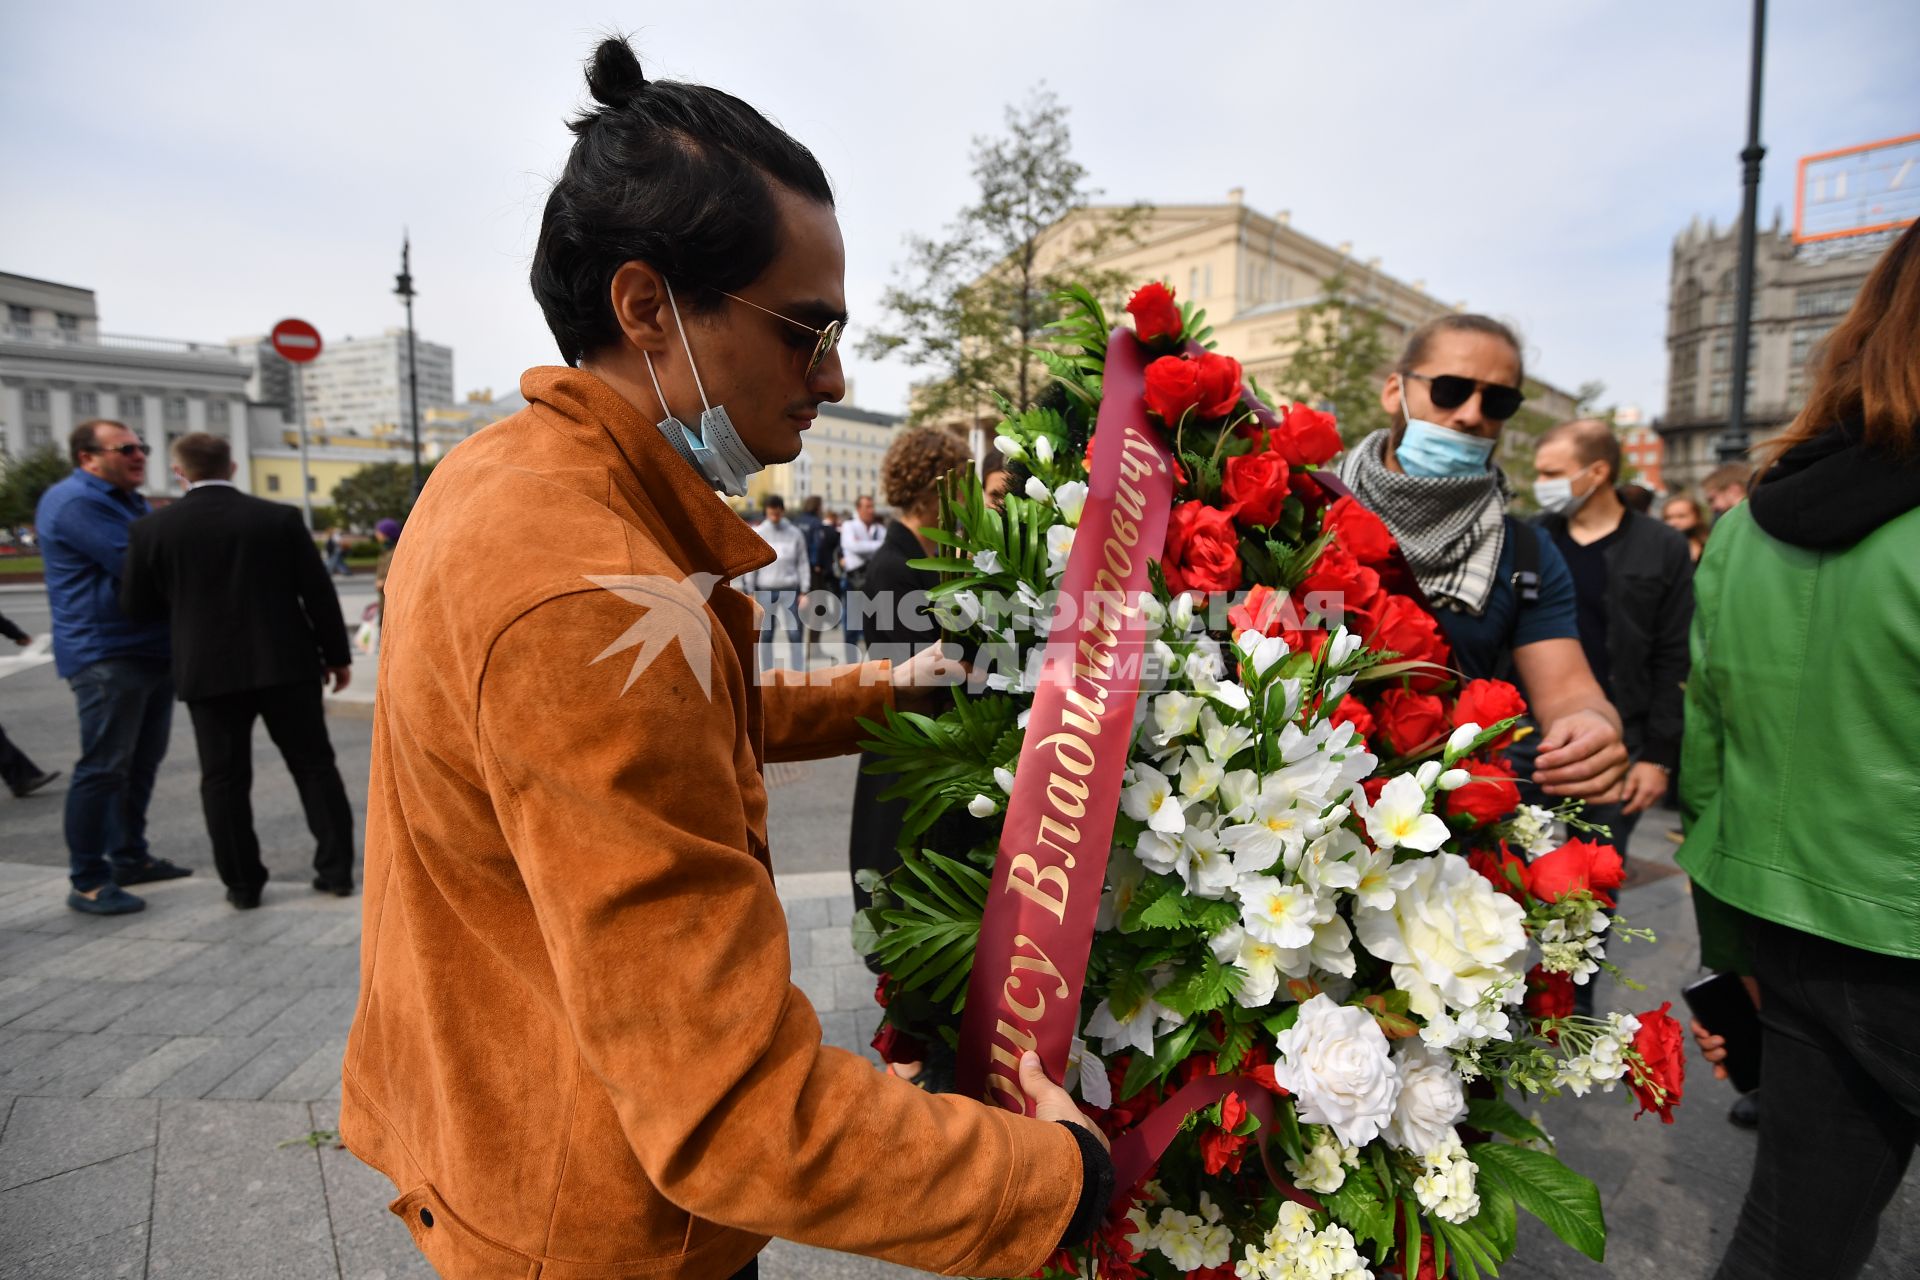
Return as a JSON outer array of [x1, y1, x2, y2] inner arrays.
[[1795, 132, 1920, 244]]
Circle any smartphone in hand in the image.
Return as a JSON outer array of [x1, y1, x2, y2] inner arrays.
[[1681, 971, 1762, 1094]]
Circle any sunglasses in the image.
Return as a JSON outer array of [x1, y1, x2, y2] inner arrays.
[[88, 443, 152, 458], [1404, 372, 1526, 422], [719, 290, 844, 379]]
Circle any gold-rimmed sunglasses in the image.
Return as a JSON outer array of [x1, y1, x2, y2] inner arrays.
[[718, 290, 844, 378]]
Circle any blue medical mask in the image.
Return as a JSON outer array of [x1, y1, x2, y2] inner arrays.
[[1396, 415, 1496, 478], [642, 280, 765, 497]]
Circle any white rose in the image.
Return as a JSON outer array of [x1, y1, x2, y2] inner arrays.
[[1354, 852, 1528, 1020], [1384, 1041, 1468, 1154], [1271, 994, 1401, 1147]]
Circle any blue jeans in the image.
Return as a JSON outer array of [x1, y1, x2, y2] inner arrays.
[[65, 657, 173, 892], [754, 588, 806, 673]]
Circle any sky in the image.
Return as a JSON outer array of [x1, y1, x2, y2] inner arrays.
[[4, 1, 1916, 419]]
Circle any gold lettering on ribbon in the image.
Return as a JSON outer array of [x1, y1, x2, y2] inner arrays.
[[1007, 852, 1071, 923], [984, 935, 1071, 1105]]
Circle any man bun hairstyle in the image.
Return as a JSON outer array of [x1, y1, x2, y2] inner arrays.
[[532, 36, 835, 366]]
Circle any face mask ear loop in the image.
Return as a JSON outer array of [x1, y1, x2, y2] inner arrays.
[[662, 278, 714, 418], [641, 350, 674, 424]]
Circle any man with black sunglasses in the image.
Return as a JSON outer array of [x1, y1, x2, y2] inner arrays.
[[34, 419, 192, 916], [1335, 315, 1629, 806]]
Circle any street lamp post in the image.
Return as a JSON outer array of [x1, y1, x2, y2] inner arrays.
[[394, 233, 424, 499], [1720, 0, 1768, 463]]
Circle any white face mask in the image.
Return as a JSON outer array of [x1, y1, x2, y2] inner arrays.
[[641, 279, 764, 497], [1533, 470, 1597, 516]]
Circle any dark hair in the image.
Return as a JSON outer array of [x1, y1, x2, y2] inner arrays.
[[802, 494, 823, 515], [762, 494, 785, 512], [1761, 219, 1920, 468], [1702, 462, 1752, 494], [883, 426, 972, 516], [171, 431, 231, 481], [1539, 418, 1622, 483], [531, 37, 836, 366], [1617, 482, 1653, 513], [69, 419, 127, 466], [1398, 314, 1527, 385]]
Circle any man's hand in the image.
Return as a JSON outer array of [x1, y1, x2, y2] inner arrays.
[[1019, 1050, 1110, 1152], [1531, 708, 1629, 798], [11, 634, 29, 648], [1619, 761, 1670, 814], [326, 665, 352, 694], [1690, 1019, 1730, 1083], [889, 641, 967, 715]]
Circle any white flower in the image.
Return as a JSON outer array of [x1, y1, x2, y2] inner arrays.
[[994, 433, 1024, 460], [1179, 750, 1226, 802], [1096, 848, 1147, 932], [1205, 681, 1253, 713], [1358, 774, 1452, 853], [1122, 771, 1186, 834], [1237, 878, 1331, 948], [1385, 1041, 1469, 1154], [1151, 692, 1204, 746], [1085, 984, 1185, 1058], [1210, 924, 1283, 1008], [1032, 434, 1055, 465], [1284, 1129, 1357, 1195], [1217, 769, 1260, 819], [1413, 1134, 1481, 1224], [1024, 474, 1050, 503], [1181, 826, 1239, 900], [1221, 785, 1320, 874], [1065, 1036, 1111, 1109], [1437, 768, 1471, 791], [1238, 632, 1290, 677], [1169, 592, 1197, 632], [1506, 804, 1559, 856], [1446, 722, 1483, 758], [1355, 853, 1530, 1020], [1415, 760, 1442, 790], [971, 548, 1001, 575], [1052, 480, 1088, 526], [1327, 626, 1364, 665], [1045, 523, 1075, 576], [1271, 994, 1401, 1148], [967, 793, 998, 818], [1318, 841, 1417, 912], [993, 765, 1016, 794]]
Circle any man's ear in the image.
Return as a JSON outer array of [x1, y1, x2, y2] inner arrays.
[[1380, 371, 1403, 419], [226, 461, 238, 481], [608, 261, 674, 355]]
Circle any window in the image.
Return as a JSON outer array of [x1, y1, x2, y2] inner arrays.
[[73, 391, 98, 416], [207, 400, 229, 425], [55, 312, 79, 333], [1714, 298, 1735, 326], [1794, 286, 1853, 317], [165, 397, 187, 422], [25, 389, 48, 411], [267, 474, 281, 493], [6, 304, 29, 328], [307, 475, 316, 493], [1674, 280, 1702, 333], [28, 424, 52, 448], [119, 394, 144, 418]]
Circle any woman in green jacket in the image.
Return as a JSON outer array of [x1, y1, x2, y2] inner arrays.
[[1678, 218, 1920, 1280]]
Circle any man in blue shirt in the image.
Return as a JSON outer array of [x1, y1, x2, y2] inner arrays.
[[1334, 315, 1628, 803], [35, 420, 192, 915]]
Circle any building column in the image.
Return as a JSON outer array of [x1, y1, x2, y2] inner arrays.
[[49, 387, 74, 451], [227, 395, 252, 493], [140, 394, 165, 497], [0, 383, 21, 460]]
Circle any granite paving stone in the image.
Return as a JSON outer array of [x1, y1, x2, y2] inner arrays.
[[101, 982, 258, 1037], [4, 978, 150, 1033], [0, 1147, 153, 1270], [202, 1034, 331, 1102], [91, 1037, 224, 1100], [10, 1031, 173, 1098], [0, 1095, 156, 1192], [0, 1219, 148, 1280], [145, 1035, 278, 1100]]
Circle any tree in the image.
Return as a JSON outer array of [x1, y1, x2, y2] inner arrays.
[[1277, 273, 1395, 446], [329, 461, 434, 532], [861, 87, 1146, 424], [0, 447, 73, 528]]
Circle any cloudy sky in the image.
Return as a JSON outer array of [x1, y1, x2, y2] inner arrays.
[[5, 1, 1915, 418]]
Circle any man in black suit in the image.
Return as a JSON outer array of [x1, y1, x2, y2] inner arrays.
[[120, 433, 356, 908]]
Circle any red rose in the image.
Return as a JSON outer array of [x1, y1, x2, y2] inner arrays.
[[1199, 1090, 1252, 1175], [1227, 584, 1287, 636], [1164, 501, 1243, 597], [1362, 593, 1452, 678], [870, 1022, 927, 1065], [1524, 964, 1576, 1023], [1469, 843, 1528, 901], [1125, 282, 1182, 345], [1281, 623, 1331, 661], [1322, 494, 1397, 567], [1330, 694, 1376, 740], [1525, 838, 1626, 906], [1374, 688, 1448, 757], [1628, 1002, 1687, 1123], [1299, 542, 1382, 617], [1444, 758, 1522, 826], [1269, 402, 1343, 467], [1452, 679, 1528, 751], [1360, 776, 1390, 806], [1222, 449, 1291, 528], [1143, 352, 1244, 425]]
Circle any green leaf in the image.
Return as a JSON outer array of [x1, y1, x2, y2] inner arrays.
[[1475, 1181, 1519, 1259], [1469, 1142, 1606, 1262], [1466, 1096, 1550, 1145], [1324, 1164, 1396, 1257], [1155, 954, 1236, 1017]]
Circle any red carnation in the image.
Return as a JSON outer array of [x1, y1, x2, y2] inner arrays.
[[1322, 494, 1396, 566], [1223, 449, 1291, 528], [1269, 402, 1344, 467], [1227, 584, 1288, 637], [1525, 838, 1626, 906], [1330, 694, 1376, 740], [1469, 843, 1528, 901], [1299, 542, 1382, 617], [1452, 679, 1528, 751], [1444, 758, 1522, 826], [1164, 501, 1243, 597], [1199, 1090, 1252, 1175], [1524, 964, 1576, 1023], [1143, 352, 1244, 425], [1362, 593, 1452, 679], [1125, 282, 1182, 346], [1374, 688, 1448, 757], [1628, 1003, 1687, 1123]]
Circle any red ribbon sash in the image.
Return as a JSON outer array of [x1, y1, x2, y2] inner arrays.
[[955, 330, 1177, 1111]]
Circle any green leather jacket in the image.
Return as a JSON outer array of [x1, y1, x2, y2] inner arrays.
[[1677, 502, 1920, 960]]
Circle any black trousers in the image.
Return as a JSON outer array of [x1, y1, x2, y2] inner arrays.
[[187, 679, 355, 892], [1714, 917, 1920, 1279], [0, 721, 45, 791]]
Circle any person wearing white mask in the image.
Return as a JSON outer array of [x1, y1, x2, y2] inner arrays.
[[1531, 421, 1694, 851], [1335, 315, 1628, 803]]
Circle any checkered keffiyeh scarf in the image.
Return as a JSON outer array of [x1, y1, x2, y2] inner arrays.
[[1334, 430, 1511, 615]]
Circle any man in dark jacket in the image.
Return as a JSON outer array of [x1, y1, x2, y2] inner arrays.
[[1532, 421, 1694, 853], [120, 433, 357, 908]]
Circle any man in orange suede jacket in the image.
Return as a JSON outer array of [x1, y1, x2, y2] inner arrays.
[[339, 38, 1111, 1280]]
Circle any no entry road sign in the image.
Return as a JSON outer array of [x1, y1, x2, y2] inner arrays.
[[270, 318, 323, 363]]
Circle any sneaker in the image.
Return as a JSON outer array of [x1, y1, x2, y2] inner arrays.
[[226, 886, 262, 910], [311, 876, 354, 897], [9, 770, 61, 798], [67, 884, 146, 915], [113, 858, 193, 887], [1728, 1090, 1760, 1130]]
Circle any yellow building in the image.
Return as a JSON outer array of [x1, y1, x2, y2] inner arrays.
[[742, 401, 901, 515]]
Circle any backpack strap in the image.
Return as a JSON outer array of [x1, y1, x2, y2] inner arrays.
[[1508, 517, 1542, 606]]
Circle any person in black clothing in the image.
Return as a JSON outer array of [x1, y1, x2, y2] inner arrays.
[[0, 610, 61, 798], [1531, 420, 1694, 855], [120, 433, 357, 909]]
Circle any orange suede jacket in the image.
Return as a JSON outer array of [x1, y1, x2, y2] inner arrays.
[[340, 367, 1082, 1278]]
